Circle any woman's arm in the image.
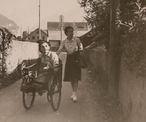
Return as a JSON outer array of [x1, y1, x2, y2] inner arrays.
[[56, 40, 65, 55]]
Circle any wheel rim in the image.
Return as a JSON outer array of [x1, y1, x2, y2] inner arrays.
[[23, 91, 35, 109], [50, 82, 61, 111], [47, 77, 54, 102]]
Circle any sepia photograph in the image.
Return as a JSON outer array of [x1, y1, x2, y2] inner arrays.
[[0, 0, 146, 122]]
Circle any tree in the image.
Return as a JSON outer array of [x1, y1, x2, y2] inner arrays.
[[79, 0, 110, 48], [79, 0, 146, 97], [117, 0, 146, 76], [79, 0, 121, 98]]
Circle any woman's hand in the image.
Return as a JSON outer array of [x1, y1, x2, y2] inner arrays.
[[56, 51, 60, 56], [74, 46, 78, 52], [43, 66, 49, 70]]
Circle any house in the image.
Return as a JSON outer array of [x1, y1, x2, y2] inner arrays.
[[29, 28, 48, 43], [22, 31, 29, 41], [47, 21, 89, 51]]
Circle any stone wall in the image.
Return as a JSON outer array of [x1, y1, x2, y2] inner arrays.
[[119, 60, 146, 122], [84, 46, 108, 92]]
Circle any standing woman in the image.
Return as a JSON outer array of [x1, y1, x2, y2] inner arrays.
[[57, 26, 83, 102]]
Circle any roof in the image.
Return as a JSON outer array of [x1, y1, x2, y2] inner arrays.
[[79, 30, 104, 47], [42, 30, 48, 35], [29, 28, 48, 36], [47, 22, 88, 31], [48, 30, 89, 40], [48, 31, 64, 40]]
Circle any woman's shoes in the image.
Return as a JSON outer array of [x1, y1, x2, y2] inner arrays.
[[71, 94, 77, 102], [73, 96, 77, 102]]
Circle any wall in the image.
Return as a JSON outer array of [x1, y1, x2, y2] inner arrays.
[[5, 40, 39, 74], [119, 60, 146, 122], [84, 45, 146, 122], [84, 46, 107, 91]]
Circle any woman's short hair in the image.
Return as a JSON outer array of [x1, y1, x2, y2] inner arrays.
[[64, 26, 74, 35]]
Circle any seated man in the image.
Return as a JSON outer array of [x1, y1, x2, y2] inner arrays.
[[21, 41, 62, 92], [24, 41, 62, 91], [36, 41, 62, 85]]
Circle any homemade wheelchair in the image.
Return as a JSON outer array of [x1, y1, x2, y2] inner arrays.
[[20, 60, 62, 111]]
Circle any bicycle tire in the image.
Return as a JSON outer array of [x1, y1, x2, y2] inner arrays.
[[22, 77, 35, 110], [47, 76, 53, 102], [22, 91, 35, 110], [50, 76, 62, 111]]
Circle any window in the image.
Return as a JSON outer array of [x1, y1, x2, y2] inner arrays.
[[32, 36, 35, 40]]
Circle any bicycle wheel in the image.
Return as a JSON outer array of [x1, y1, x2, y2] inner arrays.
[[47, 76, 53, 102], [22, 77, 35, 110], [50, 76, 62, 111], [22, 91, 35, 110]]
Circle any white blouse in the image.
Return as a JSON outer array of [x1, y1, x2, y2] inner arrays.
[[58, 37, 83, 54]]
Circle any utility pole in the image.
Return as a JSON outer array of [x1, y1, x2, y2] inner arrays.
[[73, 21, 77, 36], [59, 15, 64, 42], [108, 0, 116, 98], [27, 26, 29, 34], [108, 0, 120, 98], [38, 0, 41, 40]]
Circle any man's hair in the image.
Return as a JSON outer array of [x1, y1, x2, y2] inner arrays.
[[38, 41, 50, 52], [64, 26, 74, 35]]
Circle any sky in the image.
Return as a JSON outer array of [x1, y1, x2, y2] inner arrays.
[[0, 0, 85, 32]]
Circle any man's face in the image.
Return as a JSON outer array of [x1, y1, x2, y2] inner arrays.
[[40, 42, 50, 54]]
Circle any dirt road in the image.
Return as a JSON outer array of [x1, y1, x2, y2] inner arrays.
[[0, 69, 118, 122]]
